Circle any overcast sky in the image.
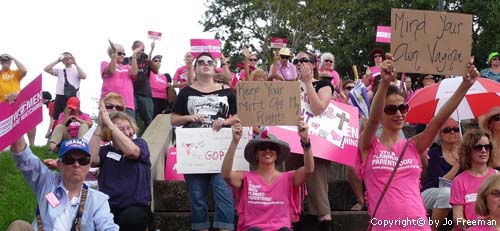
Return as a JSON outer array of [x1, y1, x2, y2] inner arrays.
[[1, 0, 215, 145]]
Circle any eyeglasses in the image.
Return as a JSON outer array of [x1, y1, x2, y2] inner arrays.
[[373, 54, 383, 58], [345, 86, 354, 91], [153, 59, 161, 63], [472, 144, 493, 152], [442, 127, 460, 134], [256, 143, 279, 151], [490, 114, 500, 123], [249, 58, 258, 62], [117, 52, 126, 57], [280, 55, 290, 59], [324, 60, 333, 63], [61, 156, 91, 165], [196, 59, 214, 66], [490, 190, 500, 198], [383, 104, 409, 115], [292, 58, 312, 65], [105, 104, 124, 111]]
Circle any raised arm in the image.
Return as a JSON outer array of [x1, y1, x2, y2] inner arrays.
[[72, 56, 87, 79], [222, 120, 245, 188], [100, 109, 140, 159], [413, 57, 479, 154], [44, 56, 62, 75], [299, 63, 332, 115], [293, 116, 314, 186], [129, 48, 140, 77]]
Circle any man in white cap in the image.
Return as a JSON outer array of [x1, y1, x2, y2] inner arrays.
[[269, 48, 297, 81]]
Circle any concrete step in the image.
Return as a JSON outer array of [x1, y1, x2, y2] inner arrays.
[[154, 211, 369, 231]]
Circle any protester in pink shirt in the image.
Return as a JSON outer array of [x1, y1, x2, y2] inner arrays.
[[357, 54, 479, 230], [149, 55, 171, 117], [100, 42, 138, 119], [468, 174, 500, 231], [222, 117, 313, 231], [172, 52, 194, 89], [450, 129, 496, 231], [240, 47, 258, 81], [319, 52, 341, 91]]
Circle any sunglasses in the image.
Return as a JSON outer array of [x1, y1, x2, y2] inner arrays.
[[117, 52, 126, 57], [442, 127, 460, 134], [153, 59, 161, 63], [345, 86, 354, 91], [292, 58, 312, 65], [383, 104, 409, 115], [280, 55, 290, 59], [490, 114, 500, 123], [196, 59, 214, 66], [324, 60, 333, 63], [472, 144, 493, 152], [373, 54, 383, 58], [490, 190, 500, 198], [492, 57, 500, 61], [256, 143, 279, 151], [249, 58, 258, 62], [105, 104, 124, 111], [61, 156, 91, 165]]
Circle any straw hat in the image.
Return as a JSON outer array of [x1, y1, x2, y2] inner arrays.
[[244, 130, 290, 165]]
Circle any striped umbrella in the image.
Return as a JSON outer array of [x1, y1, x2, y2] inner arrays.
[[406, 77, 500, 123]]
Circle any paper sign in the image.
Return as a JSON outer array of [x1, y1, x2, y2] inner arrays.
[[164, 147, 184, 181], [148, 31, 162, 40], [376, 26, 391, 43], [237, 81, 301, 126], [190, 39, 222, 58], [176, 127, 250, 174], [269, 92, 359, 166], [0, 75, 43, 150], [390, 9, 472, 76], [270, 37, 288, 48]]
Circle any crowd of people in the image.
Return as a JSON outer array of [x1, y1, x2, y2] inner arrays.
[[1, 38, 500, 231]]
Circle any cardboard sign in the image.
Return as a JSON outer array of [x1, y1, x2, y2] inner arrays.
[[148, 31, 162, 40], [270, 37, 288, 48], [164, 147, 184, 181], [0, 75, 43, 150], [390, 9, 472, 76], [376, 26, 391, 43], [269, 99, 359, 167], [190, 39, 222, 58], [237, 81, 301, 126], [176, 127, 250, 174]]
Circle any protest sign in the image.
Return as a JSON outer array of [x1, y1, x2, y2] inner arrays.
[[176, 127, 250, 174], [190, 39, 222, 58], [376, 26, 391, 43], [0, 75, 43, 150], [390, 9, 472, 76], [164, 147, 184, 181], [269, 90, 359, 166], [270, 37, 288, 48], [237, 81, 301, 126], [148, 31, 162, 40]]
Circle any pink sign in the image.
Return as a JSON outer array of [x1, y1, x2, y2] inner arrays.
[[369, 66, 381, 77], [376, 26, 391, 43], [148, 31, 162, 40], [270, 37, 288, 48], [190, 39, 222, 58], [268, 100, 359, 167], [164, 147, 184, 181], [0, 75, 43, 150]]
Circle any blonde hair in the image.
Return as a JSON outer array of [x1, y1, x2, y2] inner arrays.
[[251, 69, 268, 81], [459, 129, 494, 170], [107, 44, 124, 57], [101, 111, 137, 142], [103, 92, 125, 111], [475, 174, 500, 216]]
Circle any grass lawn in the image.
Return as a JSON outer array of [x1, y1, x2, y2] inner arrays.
[[0, 145, 57, 230]]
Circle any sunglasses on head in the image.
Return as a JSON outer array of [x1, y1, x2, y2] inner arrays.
[[280, 55, 290, 59], [249, 58, 258, 62], [345, 86, 354, 91], [292, 58, 312, 65], [256, 143, 279, 151], [61, 156, 91, 165], [383, 104, 409, 115], [105, 104, 124, 111], [442, 127, 460, 134], [472, 144, 492, 152], [490, 114, 500, 123], [117, 52, 126, 57], [196, 59, 214, 66], [324, 60, 333, 63]]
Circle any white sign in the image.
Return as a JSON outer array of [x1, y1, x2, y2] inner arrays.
[[176, 127, 250, 174]]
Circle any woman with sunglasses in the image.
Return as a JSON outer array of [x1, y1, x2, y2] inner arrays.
[[290, 51, 334, 230], [358, 54, 479, 230], [269, 48, 297, 81], [468, 174, 500, 231], [171, 52, 238, 231], [480, 107, 500, 169], [450, 129, 496, 231], [149, 54, 172, 118], [240, 47, 258, 81], [222, 117, 313, 231], [90, 106, 152, 231], [101, 42, 139, 119], [421, 119, 461, 231], [319, 52, 341, 93]]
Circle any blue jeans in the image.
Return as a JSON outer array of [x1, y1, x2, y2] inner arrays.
[[134, 95, 154, 130], [184, 173, 234, 230]]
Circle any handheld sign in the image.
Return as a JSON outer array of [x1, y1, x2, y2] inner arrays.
[[270, 37, 288, 48], [390, 9, 472, 76], [190, 39, 222, 58], [237, 81, 301, 126], [0, 75, 43, 150], [164, 147, 184, 181], [176, 127, 250, 174], [148, 31, 162, 40], [376, 26, 391, 43]]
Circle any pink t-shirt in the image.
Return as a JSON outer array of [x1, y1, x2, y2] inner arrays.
[[56, 112, 91, 137], [100, 61, 134, 110], [357, 138, 430, 231], [234, 171, 304, 231], [149, 71, 167, 99], [450, 168, 496, 230], [173, 65, 188, 88], [320, 68, 341, 90]]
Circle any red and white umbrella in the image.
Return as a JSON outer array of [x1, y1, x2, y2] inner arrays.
[[406, 77, 500, 123]]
